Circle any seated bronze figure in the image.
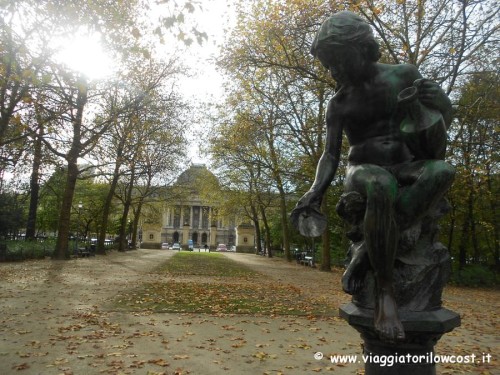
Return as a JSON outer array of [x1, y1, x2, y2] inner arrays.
[[291, 11, 454, 343]]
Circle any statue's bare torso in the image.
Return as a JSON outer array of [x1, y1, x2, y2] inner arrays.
[[292, 11, 454, 343], [327, 64, 420, 166], [328, 63, 419, 166]]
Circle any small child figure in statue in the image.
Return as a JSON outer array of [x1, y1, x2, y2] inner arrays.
[[291, 11, 454, 342]]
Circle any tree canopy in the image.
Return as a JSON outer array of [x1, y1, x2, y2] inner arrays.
[[209, 0, 498, 278]]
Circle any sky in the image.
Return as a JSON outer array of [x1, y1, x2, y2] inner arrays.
[[1, 0, 239, 184], [53, 0, 237, 166], [0, 1, 236, 185], [176, 0, 236, 100], [173, 0, 237, 165], [54, 1, 235, 85]]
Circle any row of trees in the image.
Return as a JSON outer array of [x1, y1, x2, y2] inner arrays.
[[208, 0, 499, 274], [0, 0, 200, 258], [0, 0, 498, 278]]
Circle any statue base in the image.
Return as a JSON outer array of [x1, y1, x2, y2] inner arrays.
[[340, 303, 460, 375]]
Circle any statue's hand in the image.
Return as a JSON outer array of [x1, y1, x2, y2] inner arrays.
[[290, 191, 327, 238], [414, 78, 445, 109]]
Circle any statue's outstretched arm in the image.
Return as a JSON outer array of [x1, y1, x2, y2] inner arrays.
[[290, 100, 343, 236]]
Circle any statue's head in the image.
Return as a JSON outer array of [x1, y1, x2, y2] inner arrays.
[[311, 11, 381, 68]]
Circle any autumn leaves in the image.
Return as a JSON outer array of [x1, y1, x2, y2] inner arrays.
[[114, 253, 337, 317]]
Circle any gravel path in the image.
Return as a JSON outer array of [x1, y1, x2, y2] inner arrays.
[[0, 249, 497, 375]]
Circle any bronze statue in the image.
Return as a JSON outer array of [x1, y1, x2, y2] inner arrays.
[[291, 11, 454, 343]]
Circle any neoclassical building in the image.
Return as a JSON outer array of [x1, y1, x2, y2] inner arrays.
[[140, 164, 255, 252]]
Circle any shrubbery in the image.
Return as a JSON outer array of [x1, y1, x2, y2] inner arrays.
[[451, 264, 499, 287], [0, 240, 56, 261]]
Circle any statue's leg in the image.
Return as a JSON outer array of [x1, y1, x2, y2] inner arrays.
[[396, 160, 455, 229], [342, 242, 369, 294], [345, 165, 404, 342]]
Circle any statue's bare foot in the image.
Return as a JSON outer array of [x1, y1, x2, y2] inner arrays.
[[374, 289, 405, 343], [341, 243, 369, 294]]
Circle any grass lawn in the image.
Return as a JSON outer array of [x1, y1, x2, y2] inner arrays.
[[157, 251, 260, 278], [114, 252, 337, 316]]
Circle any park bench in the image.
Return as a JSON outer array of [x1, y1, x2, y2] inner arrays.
[[296, 251, 314, 267], [75, 247, 95, 258], [78, 247, 90, 257], [301, 256, 314, 267]]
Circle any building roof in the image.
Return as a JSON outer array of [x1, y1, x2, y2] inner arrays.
[[175, 164, 220, 191]]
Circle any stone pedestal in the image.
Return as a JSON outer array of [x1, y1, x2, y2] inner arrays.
[[236, 223, 255, 253], [340, 303, 460, 375]]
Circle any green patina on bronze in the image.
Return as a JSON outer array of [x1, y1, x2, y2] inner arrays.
[[291, 11, 456, 346]]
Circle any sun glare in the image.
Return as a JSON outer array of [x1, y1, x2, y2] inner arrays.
[[53, 30, 114, 80]]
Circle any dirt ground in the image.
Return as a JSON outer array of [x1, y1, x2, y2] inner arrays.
[[0, 249, 498, 375]]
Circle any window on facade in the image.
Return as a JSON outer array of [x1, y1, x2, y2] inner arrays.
[[202, 207, 209, 229], [192, 206, 200, 228], [149, 234, 154, 240], [173, 206, 181, 228], [183, 206, 191, 226], [244, 237, 248, 243]]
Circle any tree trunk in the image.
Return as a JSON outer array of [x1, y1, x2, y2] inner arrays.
[[96, 173, 119, 254], [260, 204, 272, 258], [118, 168, 135, 252], [250, 203, 262, 254], [278, 190, 291, 260], [131, 198, 144, 250], [458, 213, 470, 269], [96, 143, 124, 254], [446, 203, 456, 256], [53, 80, 87, 260], [469, 193, 480, 263], [265, 129, 290, 260], [320, 196, 331, 271], [118, 201, 131, 252], [486, 166, 499, 270], [25, 127, 43, 240], [53, 160, 79, 259]]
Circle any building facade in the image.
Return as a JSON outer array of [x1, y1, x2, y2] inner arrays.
[[140, 164, 255, 252]]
